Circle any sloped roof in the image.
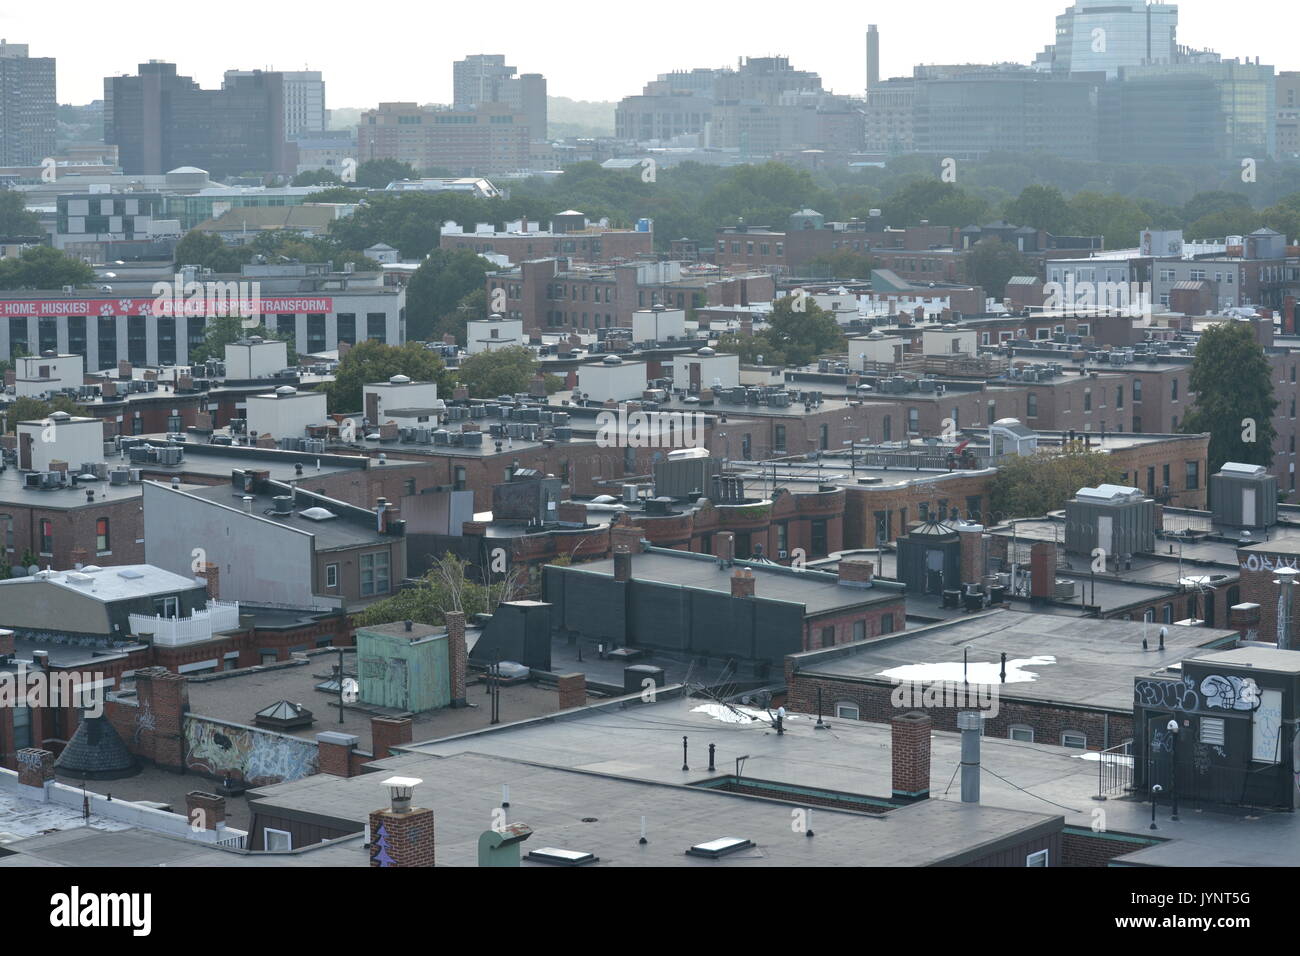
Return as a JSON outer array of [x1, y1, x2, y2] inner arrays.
[[54, 716, 138, 780]]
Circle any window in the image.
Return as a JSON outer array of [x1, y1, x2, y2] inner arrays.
[[853, 620, 866, 641], [880, 614, 895, 633], [1200, 717, 1226, 746], [1084, 388, 1092, 412], [1162, 603, 1173, 624], [404, 478, 416, 495], [819, 626, 835, 648], [39, 519, 53, 554], [1009, 726, 1034, 742], [773, 425, 786, 452], [153, 596, 179, 618], [835, 702, 860, 720], [907, 408, 919, 433], [360, 551, 391, 596], [810, 519, 828, 557], [1026, 849, 1049, 867], [1171, 378, 1179, 401], [1133, 380, 1142, 403], [1185, 461, 1199, 490], [1026, 394, 1038, 418], [96, 517, 110, 553], [264, 828, 293, 852], [326, 564, 339, 589], [1061, 732, 1087, 749]]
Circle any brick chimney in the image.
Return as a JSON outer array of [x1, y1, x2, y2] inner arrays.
[[197, 562, 220, 600], [613, 545, 632, 582], [132, 667, 189, 770], [715, 530, 736, 566], [364, 392, 379, 424], [1229, 602, 1261, 638], [891, 712, 932, 801], [370, 778, 435, 867], [1029, 540, 1055, 600], [117, 359, 132, 380], [316, 731, 359, 777], [610, 522, 645, 554], [371, 716, 413, 758], [838, 557, 874, 586], [101, 379, 116, 398], [959, 526, 987, 585], [70, 547, 88, 569], [557, 673, 587, 710], [731, 567, 755, 598], [453, 384, 470, 401], [185, 791, 226, 830], [445, 611, 467, 707], [16, 748, 55, 790]]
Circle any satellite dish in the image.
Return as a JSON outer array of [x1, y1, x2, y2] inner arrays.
[[27, 565, 39, 576]]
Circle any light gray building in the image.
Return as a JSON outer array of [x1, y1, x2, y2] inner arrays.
[[0, 40, 56, 167]]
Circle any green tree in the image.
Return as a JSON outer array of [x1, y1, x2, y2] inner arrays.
[[1, 394, 83, 433], [173, 230, 253, 272], [1181, 321, 1277, 482], [324, 339, 448, 414], [989, 446, 1122, 518], [355, 159, 417, 189], [351, 553, 516, 627], [0, 246, 96, 290], [404, 248, 497, 341], [455, 345, 544, 398], [882, 179, 990, 228], [1004, 184, 1074, 235], [717, 296, 843, 368], [292, 168, 341, 186], [0, 191, 42, 236], [962, 238, 1038, 297]]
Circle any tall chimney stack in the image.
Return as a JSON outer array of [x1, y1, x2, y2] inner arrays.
[[957, 711, 981, 804], [890, 711, 931, 801], [1275, 567, 1298, 650], [370, 777, 435, 867]]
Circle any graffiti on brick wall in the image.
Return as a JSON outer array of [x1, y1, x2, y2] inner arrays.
[[1239, 554, 1300, 572], [16, 750, 43, 769], [133, 700, 156, 745], [185, 717, 318, 786], [1134, 674, 1260, 713]]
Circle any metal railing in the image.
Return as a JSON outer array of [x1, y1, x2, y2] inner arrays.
[[1096, 741, 1134, 797]]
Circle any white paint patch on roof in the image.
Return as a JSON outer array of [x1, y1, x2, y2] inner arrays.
[[691, 703, 788, 724], [877, 655, 1057, 685]]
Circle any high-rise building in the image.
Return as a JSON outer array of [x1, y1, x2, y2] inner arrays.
[[1045, 0, 1179, 79], [452, 55, 546, 140], [105, 62, 287, 178], [227, 69, 325, 137], [0, 40, 57, 167]]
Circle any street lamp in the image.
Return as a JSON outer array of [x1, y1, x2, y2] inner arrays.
[[1150, 783, 1162, 830], [1167, 719, 1180, 821]]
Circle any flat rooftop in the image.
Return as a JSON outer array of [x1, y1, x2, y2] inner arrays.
[[793, 609, 1234, 712], [569, 548, 901, 615], [245, 750, 1060, 867]]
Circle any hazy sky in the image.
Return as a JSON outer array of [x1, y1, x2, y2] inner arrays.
[[2, 0, 1292, 107]]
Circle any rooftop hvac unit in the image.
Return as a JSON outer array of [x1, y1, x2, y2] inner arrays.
[[304, 439, 326, 454], [462, 431, 483, 447], [554, 426, 572, 442], [93, 462, 110, 480], [398, 427, 413, 442], [109, 469, 130, 486], [40, 472, 64, 489], [552, 412, 569, 426], [447, 431, 464, 446], [416, 428, 432, 444], [623, 484, 638, 504], [23, 473, 42, 490], [433, 429, 449, 445], [1055, 579, 1076, 600], [158, 446, 183, 466], [271, 496, 294, 515]]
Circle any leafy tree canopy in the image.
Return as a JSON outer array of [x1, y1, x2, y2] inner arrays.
[[0, 246, 96, 291], [324, 339, 449, 414], [989, 446, 1122, 518], [1181, 321, 1277, 479]]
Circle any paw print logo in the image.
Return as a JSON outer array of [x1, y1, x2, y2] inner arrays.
[[119, 299, 133, 313], [99, 303, 115, 316]]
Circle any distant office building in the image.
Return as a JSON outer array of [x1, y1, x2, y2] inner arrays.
[[1115, 59, 1277, 160], [105, 62, 287, 178], [0, 40, 56, 167], [289, 129, 355, 177], [1280, 72, 1300, 160], [1044, 0, 1180, 79], [451, 55, 547, 141], [911, 69, 1099, 161], [227, 69, 325, 137], [1099, 72, 1224, 165], [357, 102, 530, 176]]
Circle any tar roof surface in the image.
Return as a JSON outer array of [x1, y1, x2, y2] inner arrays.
[[245, 750, 1059, 867], [793, 610, 1234, 711], [180, 483, 389, 550], [570, 549, 899, 614]]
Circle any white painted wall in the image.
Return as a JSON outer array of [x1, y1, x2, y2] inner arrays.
[[18, 416, 104, 472], [225, 339, 289, 379], [576, 361, 648, 402], [246, 389, 328, 440]]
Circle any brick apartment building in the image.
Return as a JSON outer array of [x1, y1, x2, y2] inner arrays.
[[358, 101, 531, 176]]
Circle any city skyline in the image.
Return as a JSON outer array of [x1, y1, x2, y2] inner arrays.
[[2, 0, 1293, 108]]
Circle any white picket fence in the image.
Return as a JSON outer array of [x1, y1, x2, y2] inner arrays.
[[130, 600, 242, 646]]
